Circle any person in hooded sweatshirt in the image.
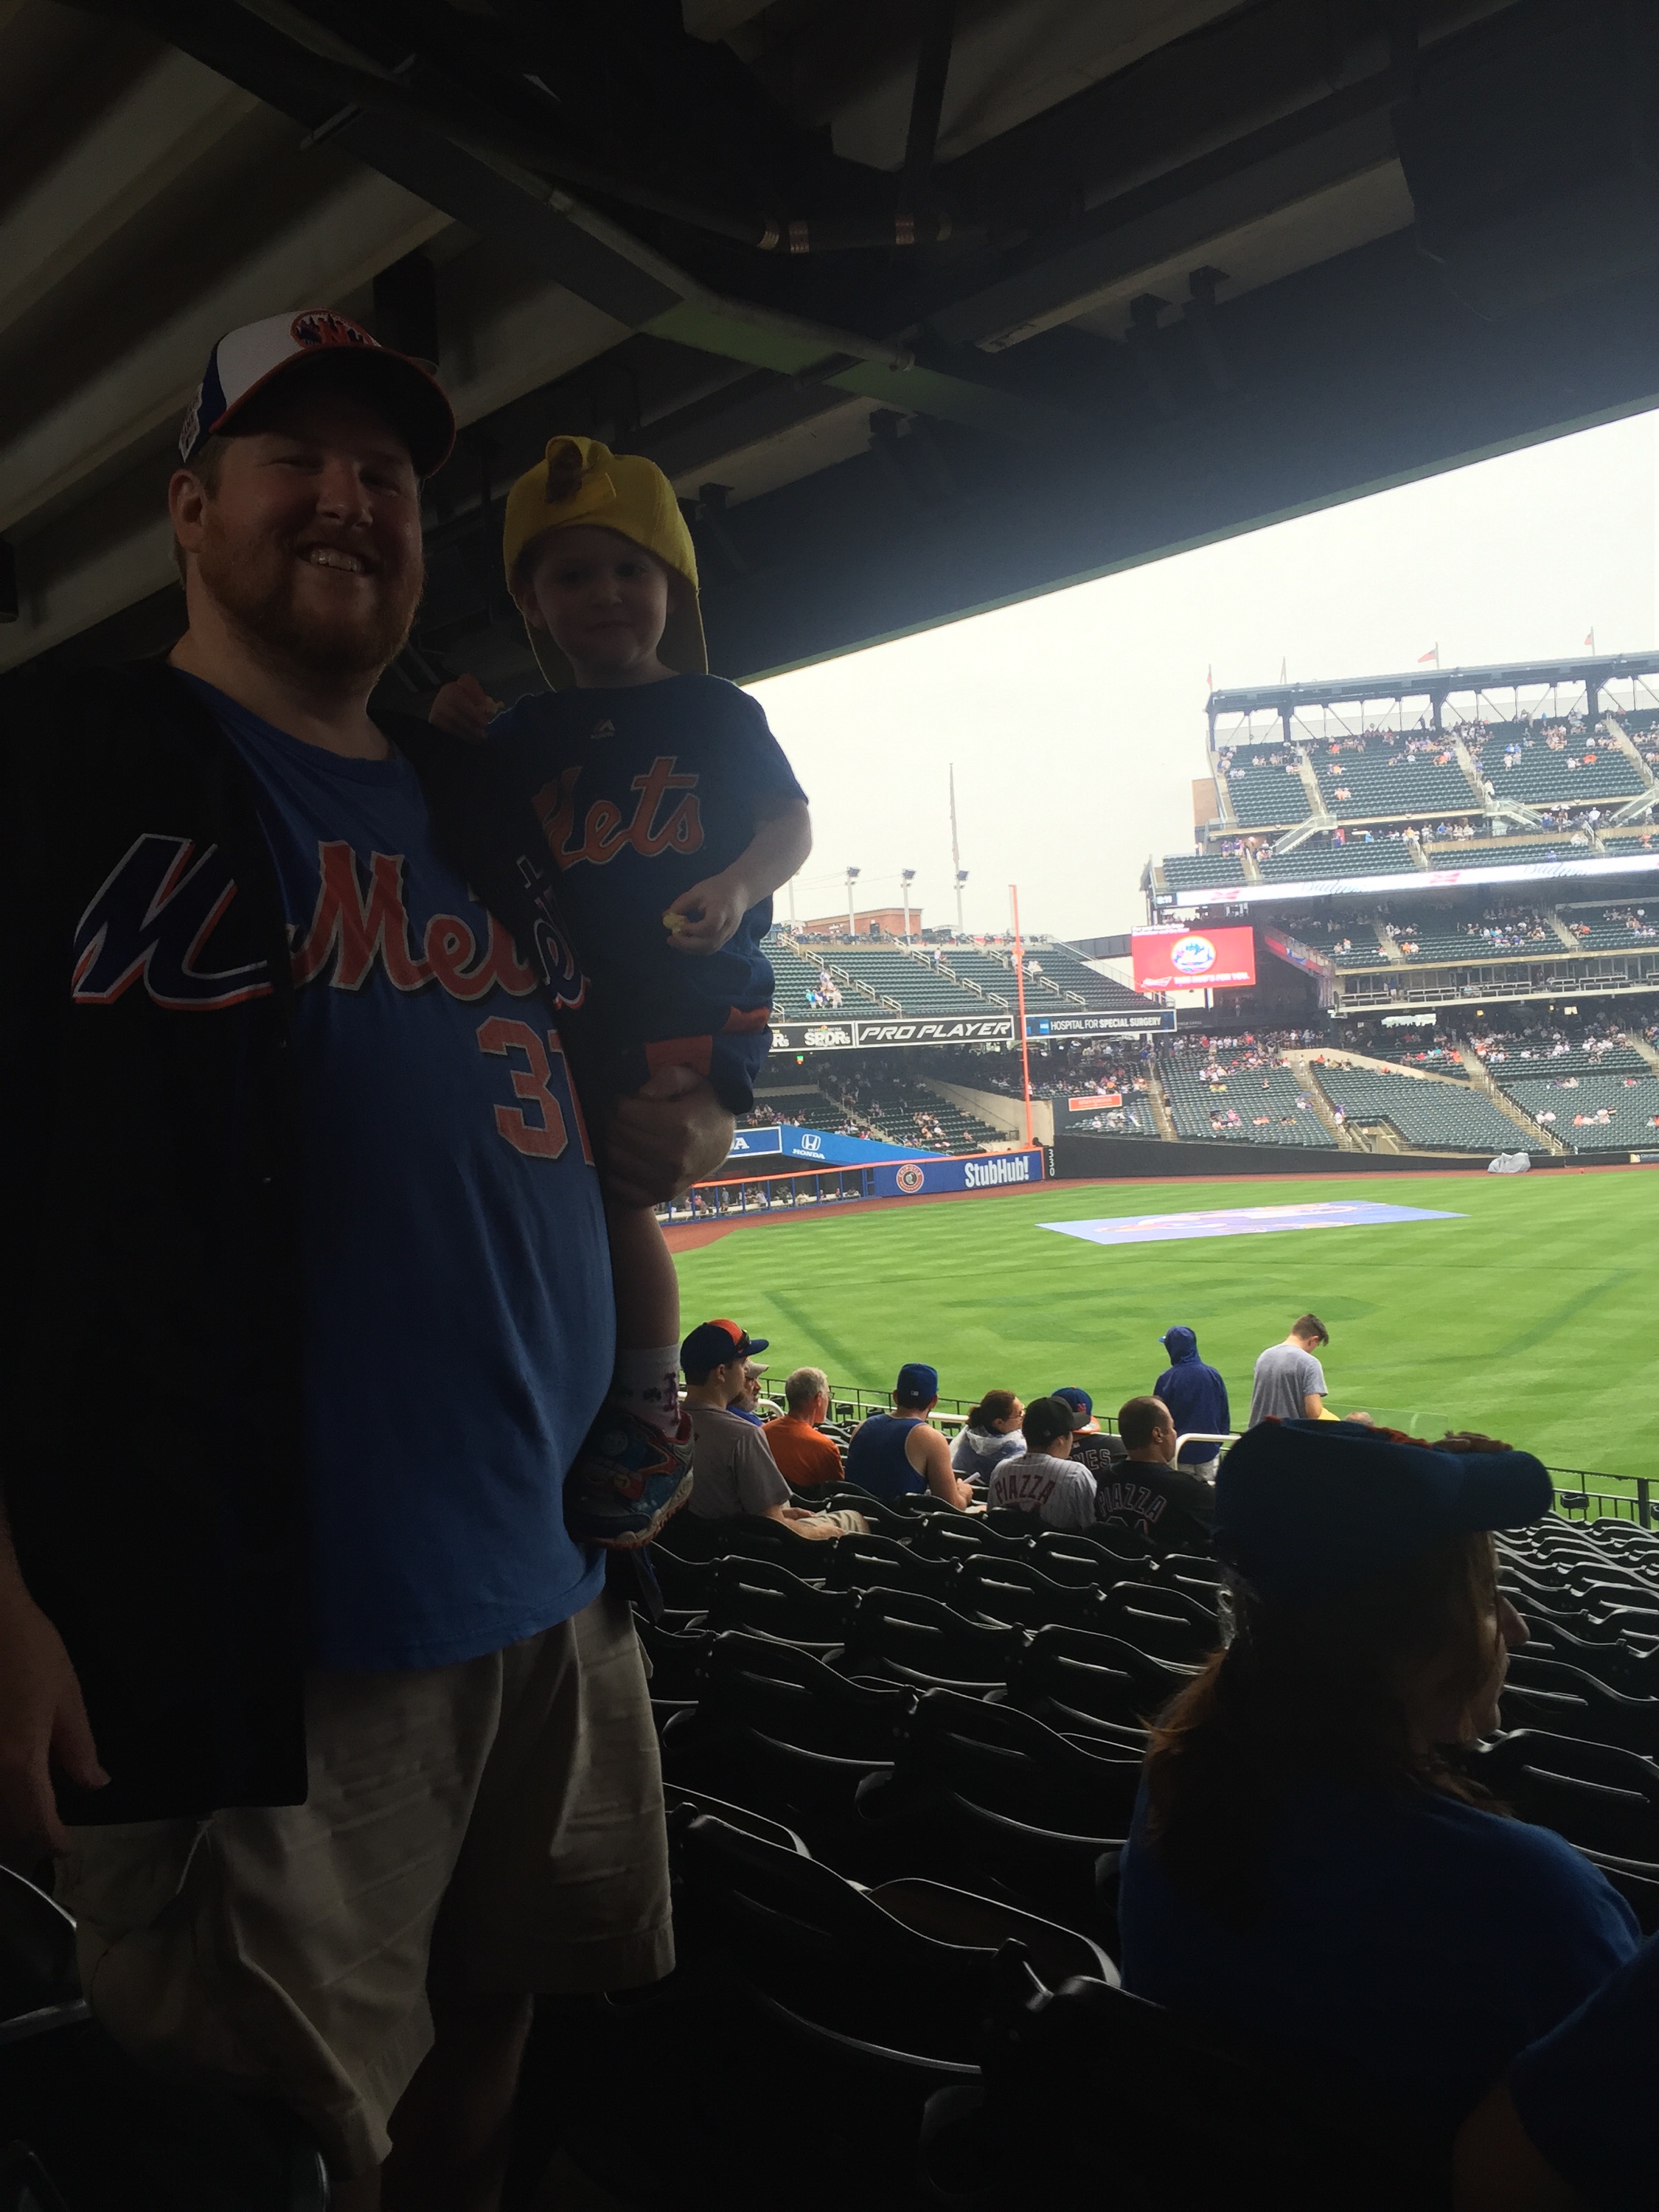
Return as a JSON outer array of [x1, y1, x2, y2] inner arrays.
[[1153, 1326, 1231, 1481]]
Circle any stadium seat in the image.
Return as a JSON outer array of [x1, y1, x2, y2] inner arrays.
[[671, 1809, 1064, 2069], [1100, 1580, 1222, 1666], [823, 1531, 961, 1601], [1500, 1655, 1659, 1754], [0, 1866, 329, 2212], [911, 1516, 1034, 1565], [1004, 1625, 1194, 1736], [840, 1590, 1027, 1692], [631, 1614, 710, 1702], [687, 1630, 905, 1759], [647, 1546, 717, 1613], [874, 1686, 1143, 1837], [661, 1717, 891, 1865], [703, 1554, 853, 1649], [661, 1781, 810, 1854], [950, 1554, 1109, 1633], [919, 1961, 1449, 2211], [1029, 1528, 1155, 1582], [1464, 1730, 1659, 1863]]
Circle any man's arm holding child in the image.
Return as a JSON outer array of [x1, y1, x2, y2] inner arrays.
[[664, 793, 811, 954]]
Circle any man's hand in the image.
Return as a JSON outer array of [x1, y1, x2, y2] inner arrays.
[[0, 1592, 106, 1857], [605, 1064, 734, 1208], [428, 674, 502, 743], [663, 871, 749, 956]]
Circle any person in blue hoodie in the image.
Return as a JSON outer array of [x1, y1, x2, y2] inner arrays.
[[1154, 1326, 1231, 1478]]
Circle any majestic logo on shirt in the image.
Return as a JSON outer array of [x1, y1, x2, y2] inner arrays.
[[291, 841, 540, 1000], [532, 756, 703, 870], [72, 834, 274, 1010], [590, 720, 615, 739]]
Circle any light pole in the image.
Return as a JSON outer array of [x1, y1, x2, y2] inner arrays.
[[844, 866, 860, 938], [900, 868, 916, 941], [954, 868, 968, 934]]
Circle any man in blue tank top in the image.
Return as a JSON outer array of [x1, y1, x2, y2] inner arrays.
[[845, 1364, 973, 1506]]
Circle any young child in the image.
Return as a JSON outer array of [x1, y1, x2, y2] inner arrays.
[[431, 436, 810, 1548]]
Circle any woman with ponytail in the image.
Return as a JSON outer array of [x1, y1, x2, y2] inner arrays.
[[950, 1388, 1026, 1481], [1118, 1419, 1638, 2125]]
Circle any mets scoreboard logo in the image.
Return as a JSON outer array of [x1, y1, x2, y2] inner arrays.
[[895, 1163, 927, 1194], [1169, 933, 1220, 977]]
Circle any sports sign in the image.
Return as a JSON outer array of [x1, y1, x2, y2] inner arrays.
[[767, 1009, 1175, 1052], [872, 1147, 1045, 1198], [1130, 924, 1257, 994]]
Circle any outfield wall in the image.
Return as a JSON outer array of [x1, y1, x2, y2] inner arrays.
[[1052, 1134, 1566, 1179]]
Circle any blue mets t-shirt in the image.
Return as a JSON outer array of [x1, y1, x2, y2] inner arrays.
[[187, 678, 611, 1669], [488, 674, 804, 1091], [1119, 1777, 1638, 2122]]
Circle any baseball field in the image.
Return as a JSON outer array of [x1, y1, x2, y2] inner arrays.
[[669, 1165, 1659, 1492]]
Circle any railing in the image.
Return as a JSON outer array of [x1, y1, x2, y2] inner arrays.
[[825, 1381, 1119, 1438], [1547, 1472, 1654, 1528], [658, 1163, 876, 1220]]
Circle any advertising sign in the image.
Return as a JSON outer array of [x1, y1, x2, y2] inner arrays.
[[768, 1008, 1178, 1053], [871, 1148, 1045, 1199], [1068, 1093, 1122, 1111], [1023, 1008, 1176, 1038], [1131, 925, 1257, 993], [725, 1125, 927, 1166]]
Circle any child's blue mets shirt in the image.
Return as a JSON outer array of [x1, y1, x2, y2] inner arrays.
[[489, 673, 805, 1110]]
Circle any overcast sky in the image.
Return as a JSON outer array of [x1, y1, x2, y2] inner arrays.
[[747, 409, 1659, 944]]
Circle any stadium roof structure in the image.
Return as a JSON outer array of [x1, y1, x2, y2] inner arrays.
[[1211, 652, 1659, 721], [6, 0, 1659, 709]]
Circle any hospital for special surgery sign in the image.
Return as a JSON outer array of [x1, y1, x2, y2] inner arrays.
[[1130, 923, 1258, 995]]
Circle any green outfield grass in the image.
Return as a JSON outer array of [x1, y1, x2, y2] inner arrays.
[[672, 1168, 1659, 1489]]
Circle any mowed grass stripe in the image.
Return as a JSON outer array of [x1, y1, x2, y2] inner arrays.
[[672, 1170, 1659, 1486]]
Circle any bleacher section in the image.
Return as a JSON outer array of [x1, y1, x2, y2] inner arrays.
[[1423, 841, 1583, 872], [1312, 736, 1478, 820], [1279, 917, 1389, 968], [1256, 838, 1417, 882], [1164, 851, 1245, 891], [768, 940, 842, 1018], [829, 945, 990, 1017], [1479, 1040, 1648, 1077], [1498, 1073, 1659, 1150], [1311, 1064, 1521, 1150], [1476, 723, 1646, 805], [1217, 745, 1309, 827], [1558, 905, 1659, 952], [1158, 1054, 1336, 1149], [1027, 942, 1147, 1009], [824, 1068, 1002, 1152], [1385, 912, 1553, 963]]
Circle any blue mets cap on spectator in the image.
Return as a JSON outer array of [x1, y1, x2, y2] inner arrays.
[[896, 1363, 939, 1402], [179, 310, 456, 477], [1214, 1419, 1552, 1603], [1051, 1387, 1093, 1422], [681, 1318, 768, 1375]]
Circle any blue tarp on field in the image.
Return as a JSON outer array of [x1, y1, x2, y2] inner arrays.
[[1041, 1200, 1462, 1248]]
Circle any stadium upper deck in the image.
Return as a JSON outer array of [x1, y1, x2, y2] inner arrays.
[[1146, 653, 1659, 1020]]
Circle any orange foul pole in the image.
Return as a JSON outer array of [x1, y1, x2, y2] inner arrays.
[[1010, 884, 1034, 1147]]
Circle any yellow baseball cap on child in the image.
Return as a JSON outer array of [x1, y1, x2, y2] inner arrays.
[[502, 434, 707, 690]]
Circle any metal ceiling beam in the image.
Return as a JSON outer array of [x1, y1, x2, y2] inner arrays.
[[0, 167, 448, 538], [0, 47, 260, 338], [129, 0, 1075, 439]]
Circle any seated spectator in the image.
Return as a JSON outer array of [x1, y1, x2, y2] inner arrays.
[[951, 1390, 1026, 1481], [1454, 1933, 1659, 2211], [764, 1366, 844, 1491], [845, 1364, 973, 1506], [985, 1397, 1099, 1529], [1154, 1326, 1231, 1480], [1096, 1397, 1216, 1548], [1119, 1422, 1638, 2124], [1248, 1313, 1329, 1425], [681, 1322, 863, 1540], [731, 1356, 768, 1427], [1052, 1385, 1128, 1485]]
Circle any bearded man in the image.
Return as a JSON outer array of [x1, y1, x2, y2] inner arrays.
[[0, 314, 734, 2211]]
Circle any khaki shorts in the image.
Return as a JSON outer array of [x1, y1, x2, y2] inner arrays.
[[55, 1588, 671, 2179]]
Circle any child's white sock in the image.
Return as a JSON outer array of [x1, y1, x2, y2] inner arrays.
[[611, 1346, 684, 1438]]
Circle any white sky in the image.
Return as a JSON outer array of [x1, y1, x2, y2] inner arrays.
[[747, 409, 1659, 943]]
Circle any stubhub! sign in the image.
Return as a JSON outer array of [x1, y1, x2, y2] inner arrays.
[[1131, 922, 1256, 994], [872, 1148, 1045, 1198]]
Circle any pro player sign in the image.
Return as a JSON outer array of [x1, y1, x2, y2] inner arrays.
[[1131, 923, 1256, 994]]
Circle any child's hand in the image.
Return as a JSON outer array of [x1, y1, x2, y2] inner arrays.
[[664, 871, 748, 955], [428, 673, 502, 743]]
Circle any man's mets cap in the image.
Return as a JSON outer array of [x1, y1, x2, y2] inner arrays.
[[1051, 1386, 1093, 1422], [178, 310, 456, 478], [897, 1363, 939, 1402], [681, 1318, 769, 1374], [1213, 1419, 1552, 1603]]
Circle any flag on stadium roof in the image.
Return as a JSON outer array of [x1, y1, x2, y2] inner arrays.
[[1417, 643, 1440, 665]]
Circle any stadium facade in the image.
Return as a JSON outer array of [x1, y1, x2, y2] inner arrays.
[[727, 653, 1659, 1185]]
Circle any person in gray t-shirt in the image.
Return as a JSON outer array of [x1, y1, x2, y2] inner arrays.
[[681, 1319, 860, 1539], [1248, 1314, 1330, 1427], [986, 1397, 1099, 1530]]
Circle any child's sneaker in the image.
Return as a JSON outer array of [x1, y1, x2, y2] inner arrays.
[[564, 1402, 692, 1548]]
